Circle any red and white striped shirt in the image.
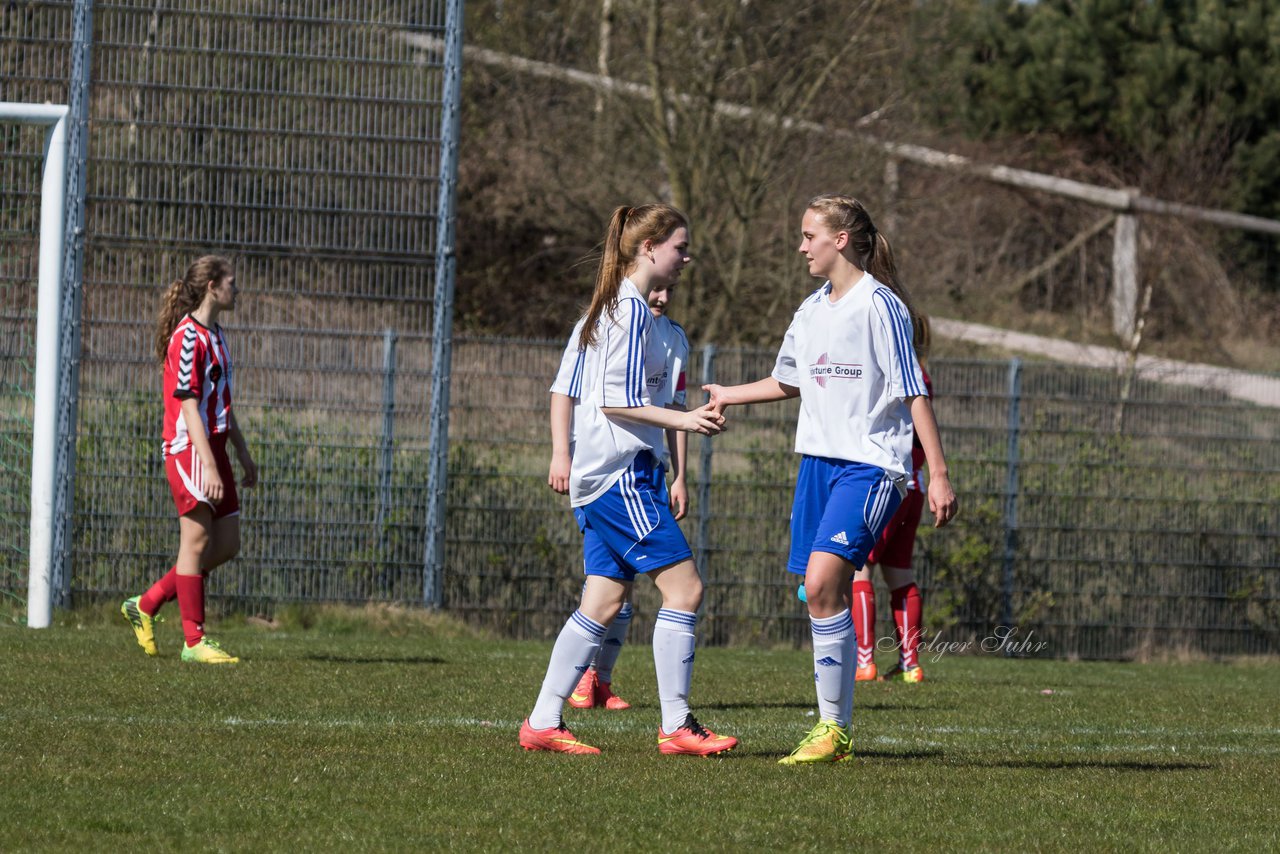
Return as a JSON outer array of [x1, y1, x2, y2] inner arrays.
[[162, 314, 233, 456]]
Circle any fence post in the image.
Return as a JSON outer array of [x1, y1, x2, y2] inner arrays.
[[883, 156, 900, 234], [1000, 358, 1022, 642], [375, 330, 397, 559], [51, 0, 95, 609], [1111, 209, 1139, 338], [422, 0, 465, 609], [695, 344, 716, 575]]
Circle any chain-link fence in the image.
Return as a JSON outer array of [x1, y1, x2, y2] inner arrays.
[[3, 1, 1277, 659], [2, 0, 454, 611], [441, 342, 1280, 659]]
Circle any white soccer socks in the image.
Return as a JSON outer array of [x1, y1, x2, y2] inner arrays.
[[653, 608, 698, 733], [529, 609, 606, 729], [811, 609, 855, 726], [593, 602, 632, 682]]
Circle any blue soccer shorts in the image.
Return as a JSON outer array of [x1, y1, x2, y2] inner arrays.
[[574, 450, 691, 581], [786, 455, 904, 575]]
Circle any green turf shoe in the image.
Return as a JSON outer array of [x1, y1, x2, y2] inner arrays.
[[778, 719, 853, 765], [180, 637, 240, 664], [121, 596, 160, 656]]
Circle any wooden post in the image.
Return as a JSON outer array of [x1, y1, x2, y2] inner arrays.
[[1111, 212, 1138, 339], [595, 0, 613, 115], [883, 156, 899, 234]]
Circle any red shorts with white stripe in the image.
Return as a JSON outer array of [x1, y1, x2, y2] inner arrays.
[[165, 432, 239, 519], [866, 477, 924, 567]]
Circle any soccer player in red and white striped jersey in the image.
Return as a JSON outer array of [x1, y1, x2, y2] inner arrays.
[[120, 255, 257, 664]]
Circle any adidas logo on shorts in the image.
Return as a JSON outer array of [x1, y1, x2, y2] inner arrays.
[[830, 531, 849, 545]]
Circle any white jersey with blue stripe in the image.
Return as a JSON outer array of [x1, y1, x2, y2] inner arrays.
[[549, 278, 666, 507], [771, 271, 927, 480], [646, 314, 689, 408]]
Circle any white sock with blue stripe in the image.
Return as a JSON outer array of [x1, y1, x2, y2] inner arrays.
[[811, 609, 855, 727], [529, 609, 606, 729], [653, 608, 698, 733], [593, 602, 632, 682]]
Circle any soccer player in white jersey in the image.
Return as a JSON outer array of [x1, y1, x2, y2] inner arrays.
[[522, 203, 737, 756], [705, 194, 958, 763], [555, 280, 691, 711], [120, 256, 257, 664]]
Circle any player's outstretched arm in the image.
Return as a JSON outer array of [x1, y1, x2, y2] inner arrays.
[[548, 392, 573, 495], [909, 395, 958, 527], [703, 377, 798, 412], [600, 402, 725, 435]]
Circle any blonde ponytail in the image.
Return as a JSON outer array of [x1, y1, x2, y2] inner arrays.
[[807, 194, 922, 345]]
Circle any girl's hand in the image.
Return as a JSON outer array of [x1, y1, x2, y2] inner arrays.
[[548, 452, 571, 495], [237, 448, 258, 488], [683, 403, 725, 435], [928, 472, 958, 528], [702, 384, 728, 414], [669, 476, 689, 521], [204, 465, 225, 505]]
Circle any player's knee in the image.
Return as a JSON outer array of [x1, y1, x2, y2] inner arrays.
[[183, 529, 211, 556], [805, 576, 844, 608], [670, 575, 704, 612]]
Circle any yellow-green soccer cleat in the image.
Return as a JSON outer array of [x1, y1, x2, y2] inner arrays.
[[180, 637, 240, 664], [121, 596, 160, 656], [778, 719, 853, 765], [880, 664, 925, 684]]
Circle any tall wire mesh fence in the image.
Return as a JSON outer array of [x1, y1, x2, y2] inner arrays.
[[3, 0, 449, 610], [2, 1, 1278, 659], [441, 345, 1280, 659]]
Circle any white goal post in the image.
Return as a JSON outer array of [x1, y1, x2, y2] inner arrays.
[[1, 101, 71, 629]]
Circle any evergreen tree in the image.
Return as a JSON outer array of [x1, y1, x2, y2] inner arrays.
[[932, 0, 1280, 281]]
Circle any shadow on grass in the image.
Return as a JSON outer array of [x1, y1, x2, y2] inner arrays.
[[960, 758, 1213, 771], [856, 749, 947, 762], [693, 700, 959, 712], [301, 654, 447, 665], [696, 700, 823, 711]]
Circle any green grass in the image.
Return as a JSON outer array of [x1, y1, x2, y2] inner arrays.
[[2, 606, 1279, 852]]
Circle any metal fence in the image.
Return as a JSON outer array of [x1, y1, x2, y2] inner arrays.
[[439, 343, 1279, 659], [3, 1, 1278, 659], [2, 0, 458, 612]]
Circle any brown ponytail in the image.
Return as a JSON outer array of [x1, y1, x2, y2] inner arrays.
[[578, 204, 688, 350], [154, 255, 232, 362]]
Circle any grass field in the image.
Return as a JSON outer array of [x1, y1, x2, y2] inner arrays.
[[3, 605, 1279, 852]]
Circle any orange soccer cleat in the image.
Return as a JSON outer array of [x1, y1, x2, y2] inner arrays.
[[657, 714, 738, 756], [568, 669, 597, 709], [594, 679, 631, 710], [855, 662, 878, 682], [518, 719, 601, 755]]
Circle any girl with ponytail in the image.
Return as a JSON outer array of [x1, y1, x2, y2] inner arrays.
[[521, 204, 738, 757], [704, 194, 958, 764], [122, 255, 257, 664]]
